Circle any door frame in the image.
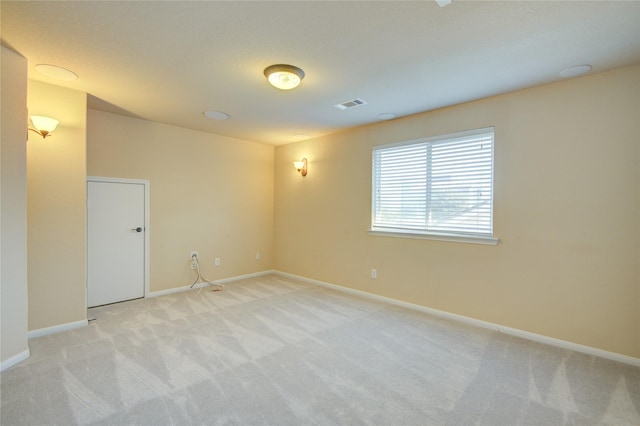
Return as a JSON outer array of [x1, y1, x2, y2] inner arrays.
[[87, 176, 150, 300]]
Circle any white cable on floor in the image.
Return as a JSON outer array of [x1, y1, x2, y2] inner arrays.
[[189, 254, 224, 295]]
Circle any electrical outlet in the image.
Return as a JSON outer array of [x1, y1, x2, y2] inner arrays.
[[190, 260, 197, 270], [371, 269, 377, 279], [215, 257, 220, 267], [190, 251, 198, 259]]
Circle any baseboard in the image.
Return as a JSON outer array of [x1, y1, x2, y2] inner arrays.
[[274, 271, 640, 367], [27, 319, 88, 339], [0, 349, 30, 372], [148, 270, 275, 298]]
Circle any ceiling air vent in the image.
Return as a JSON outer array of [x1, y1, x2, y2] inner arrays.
[[333, 98, 368, 110]]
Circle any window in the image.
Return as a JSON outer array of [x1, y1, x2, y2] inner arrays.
[[371, 127, 497, 245]]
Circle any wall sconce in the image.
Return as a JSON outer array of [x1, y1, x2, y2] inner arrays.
[[29, 115, 59, 138], [293, 158, 308, 177]]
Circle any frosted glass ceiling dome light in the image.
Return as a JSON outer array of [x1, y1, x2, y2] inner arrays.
[[264, 64, 305, 90], [29, 115, 59, 138]]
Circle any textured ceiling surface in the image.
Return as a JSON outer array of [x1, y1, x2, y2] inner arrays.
[[2, 1, 640, 145]]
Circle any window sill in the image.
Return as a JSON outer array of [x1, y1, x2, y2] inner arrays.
[[368, 229, 499, 246]]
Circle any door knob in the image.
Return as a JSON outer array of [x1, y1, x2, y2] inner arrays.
[[131, 227, 143, 232]]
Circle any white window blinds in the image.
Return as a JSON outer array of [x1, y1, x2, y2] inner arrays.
[[372, 127, 494, 238]]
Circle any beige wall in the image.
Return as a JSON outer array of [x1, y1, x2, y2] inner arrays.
[[27, 80, 87, 331], [1, 46, 29, 366], [274, 65, 640, 358], [9, 60, 639, 361], [87, 110, 274, 292]]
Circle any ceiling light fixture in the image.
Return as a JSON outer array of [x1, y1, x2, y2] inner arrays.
[[264, 64, 305, 90], [29, 115, 59, 138]]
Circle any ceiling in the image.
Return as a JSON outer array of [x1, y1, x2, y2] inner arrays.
[[2, 1, 640, 146]]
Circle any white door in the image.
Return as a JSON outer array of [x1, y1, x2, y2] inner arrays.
[[87, 180, 146, 307]]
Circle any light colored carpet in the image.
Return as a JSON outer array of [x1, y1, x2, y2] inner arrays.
[[1, 274, 639, 425]]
